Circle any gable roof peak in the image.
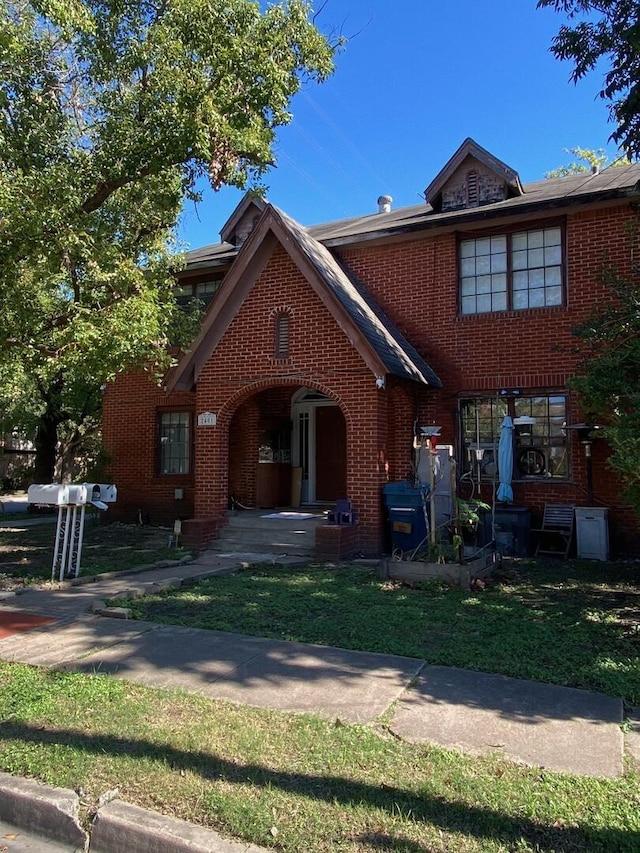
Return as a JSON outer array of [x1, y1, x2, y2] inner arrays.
[[219, 193, 267, 247], [424, 138, 523, 213]]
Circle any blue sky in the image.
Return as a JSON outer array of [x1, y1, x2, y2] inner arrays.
[[177, 0, 617, 250]]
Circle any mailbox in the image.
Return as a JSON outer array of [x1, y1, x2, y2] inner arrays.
[[28, 484, 70, 506], [67, 485, 88, 505], [82, 483, 117, 503]]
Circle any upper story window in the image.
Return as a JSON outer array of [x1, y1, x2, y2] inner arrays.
[[460, 394, 568, 481], [176, 279, 223, 313], [159, 412, 191, 474], [459, 225, 563, 315]]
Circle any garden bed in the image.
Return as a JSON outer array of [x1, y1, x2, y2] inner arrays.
[[379, 548, 498, 588]]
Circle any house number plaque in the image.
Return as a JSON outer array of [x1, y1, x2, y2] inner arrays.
[[197, 411, 217, 427]]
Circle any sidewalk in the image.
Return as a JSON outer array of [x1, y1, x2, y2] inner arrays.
[[0, 551, 633, 851]]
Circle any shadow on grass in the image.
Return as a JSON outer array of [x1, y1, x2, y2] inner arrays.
[[0, 720, 636, 852], [122, 563, 640, 704]]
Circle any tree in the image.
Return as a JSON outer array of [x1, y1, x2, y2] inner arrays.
[[0, 0, 335, 482], [570, 261, 640, 512], [545, 146, 615, 177], [538, 1, 640, 158]]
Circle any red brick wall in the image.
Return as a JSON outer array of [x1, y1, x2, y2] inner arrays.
[[101, 372, 195, 525], [185, 247, 392, 553], [340, 203, 639, 551], [102, 201, 640, 554]]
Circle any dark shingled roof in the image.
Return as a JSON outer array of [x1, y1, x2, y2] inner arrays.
[[274, 207, 442, 387], [185, 162, 640, 269]]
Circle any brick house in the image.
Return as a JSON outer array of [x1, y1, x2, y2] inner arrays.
[[102, 138, 640, 556]]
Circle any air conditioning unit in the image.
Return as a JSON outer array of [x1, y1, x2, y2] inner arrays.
[[516, 446, 547, 477]]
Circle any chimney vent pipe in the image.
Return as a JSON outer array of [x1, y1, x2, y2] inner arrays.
[[377, 195, 393, 213]]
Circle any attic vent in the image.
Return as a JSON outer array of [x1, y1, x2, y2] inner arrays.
[[275, 311, 290, 358], [466, 170, 479, 207]]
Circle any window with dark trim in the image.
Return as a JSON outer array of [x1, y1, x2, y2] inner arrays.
[[159, 412, 191, 474], [175, 278, 223, 312], [275, 311, 290, 358], [460, 394, 568, 480], [459, 224, 564, 315]]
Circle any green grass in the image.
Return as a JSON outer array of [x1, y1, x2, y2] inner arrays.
[[1, 661, 639, 852], [0, 519, 189, 585], [114, 559, 640, 705]]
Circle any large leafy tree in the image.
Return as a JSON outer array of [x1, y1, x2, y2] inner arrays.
[[570, 263, 640, 511], [538, 1, 640, 158], [539, 3, 640, 510], [0, 0, 335, 482]]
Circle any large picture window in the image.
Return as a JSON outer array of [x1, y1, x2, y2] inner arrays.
[[159, 412, 191, 474], [460, 225, 563, 315], [460, 395, 568, 480]]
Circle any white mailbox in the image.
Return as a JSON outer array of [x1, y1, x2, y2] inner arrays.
[[67, 485, 88, 505], [82, 483, 117, 503], [28, 484, 70, 506]]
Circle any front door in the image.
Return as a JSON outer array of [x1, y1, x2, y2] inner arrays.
[[315, 404, 347, 501], [292, 390, 346, 503]]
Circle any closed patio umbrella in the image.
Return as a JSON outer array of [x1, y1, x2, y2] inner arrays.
[[496, 415, 514, 503]]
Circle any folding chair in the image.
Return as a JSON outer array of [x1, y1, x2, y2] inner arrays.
[[532, 504, 575, 558]]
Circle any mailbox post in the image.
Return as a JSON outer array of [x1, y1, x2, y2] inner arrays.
[[27, 483, 117, 582]]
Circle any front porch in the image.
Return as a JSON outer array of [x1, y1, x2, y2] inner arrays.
[[184, 507, 362, 561]]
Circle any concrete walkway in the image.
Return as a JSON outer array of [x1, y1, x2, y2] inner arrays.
[[0, 551, 629, 778], [0, 550, 635, 851]]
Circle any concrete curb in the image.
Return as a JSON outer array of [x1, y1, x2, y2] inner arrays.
[[91, 800, 267, 853], [0, 773, 269, 853], [68, 555, 195, 587], [0, 771, 88, 850]]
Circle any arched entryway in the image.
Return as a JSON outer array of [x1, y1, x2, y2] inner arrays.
[[227, 386, 347, 509], [292, 388, 346, 504]]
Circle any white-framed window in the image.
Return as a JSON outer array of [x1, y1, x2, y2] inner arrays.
[[460, 225, 563, 315], [460, 394, 568, 480], [159, 412, 191, 474]]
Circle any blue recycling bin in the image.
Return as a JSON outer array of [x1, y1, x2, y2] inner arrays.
[[382, 482, 429, 554]]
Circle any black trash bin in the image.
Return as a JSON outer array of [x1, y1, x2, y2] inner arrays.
[[382, 482, 429, 554], [480, 506, 531, 556]]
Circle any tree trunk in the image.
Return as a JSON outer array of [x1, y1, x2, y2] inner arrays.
[[33, 409, 62, 484]]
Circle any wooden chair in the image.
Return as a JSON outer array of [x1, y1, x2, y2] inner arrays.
[[532, 504, 575, 558]]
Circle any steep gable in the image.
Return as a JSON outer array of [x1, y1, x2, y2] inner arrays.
[[168, 204, 441, 392], [424, 137, 523, 213], [219, 194, 267, 247]]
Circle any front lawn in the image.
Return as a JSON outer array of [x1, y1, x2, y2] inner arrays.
[[114, 559, 640, 705], [0, 519, 188, 586], [1, 661, 639, 852]]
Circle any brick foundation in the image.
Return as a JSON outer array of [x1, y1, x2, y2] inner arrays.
[[315, 524, 361, 561], [181, 516, 222, 550]]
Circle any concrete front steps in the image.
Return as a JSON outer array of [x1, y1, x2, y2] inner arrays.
[[207, 509, 327, 558]]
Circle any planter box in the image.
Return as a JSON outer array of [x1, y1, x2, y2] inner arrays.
[[378, 550, 497, 589]]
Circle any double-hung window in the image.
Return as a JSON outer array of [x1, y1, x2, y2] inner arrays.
[[460, 225, 563, 314], [159, 412, 191, 474], [460, 394, 568, 480]]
